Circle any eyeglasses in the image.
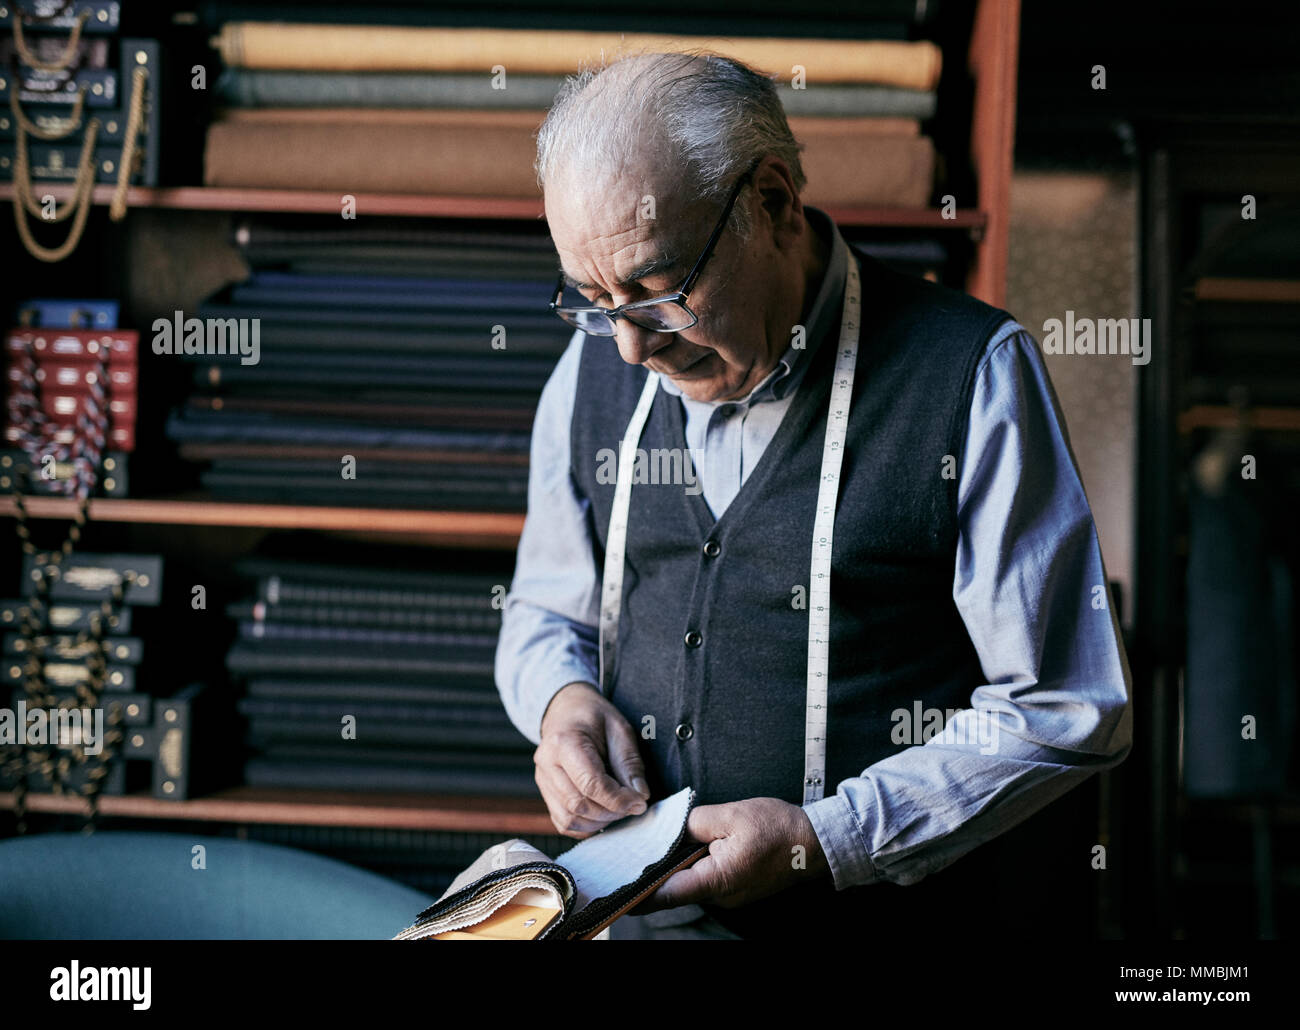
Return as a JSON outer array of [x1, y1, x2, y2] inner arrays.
[[549, 160, 759, 336]]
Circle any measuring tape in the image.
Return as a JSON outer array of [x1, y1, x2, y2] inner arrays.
[[598, 254, 862, 806], [598, 368, 661, 693], [802, 256, 861, 803]]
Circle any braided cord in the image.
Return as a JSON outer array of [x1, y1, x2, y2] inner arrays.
[[9, 47, 149, 261], [8, 81, 88, 141], [11, 6, 91, 73], [3, 333, 117, 833]]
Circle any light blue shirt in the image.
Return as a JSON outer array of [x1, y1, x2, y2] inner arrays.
[[495, 208, 1133, 891]]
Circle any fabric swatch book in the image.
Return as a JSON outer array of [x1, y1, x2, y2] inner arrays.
[[393, 788, 706, 940]]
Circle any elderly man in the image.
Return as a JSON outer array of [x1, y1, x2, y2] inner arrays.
[[495, 52, 1132, 940]]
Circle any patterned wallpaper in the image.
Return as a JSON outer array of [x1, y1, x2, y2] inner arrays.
[[1006, 167, 1138, 624]]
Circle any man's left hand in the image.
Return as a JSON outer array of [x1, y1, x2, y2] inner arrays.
[[635, 797, 830, 912]]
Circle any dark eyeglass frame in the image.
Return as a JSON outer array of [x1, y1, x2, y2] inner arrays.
[[549, 159, 761, 336]]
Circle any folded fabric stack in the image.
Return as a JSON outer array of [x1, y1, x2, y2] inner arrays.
[[164, 218, 564, 511], [203, 6, 943, 207], [229, 556, 538, 796]]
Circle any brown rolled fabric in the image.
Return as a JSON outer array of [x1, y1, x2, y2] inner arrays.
[[204, 108, 934, 205], [213, 23, 942, 91], [203, 112, 546, 196], [797, 131, 935, 208], [211, 107, 547, 128]]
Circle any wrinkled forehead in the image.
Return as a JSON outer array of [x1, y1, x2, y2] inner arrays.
[[543, 158, 695, 235], [544, 162, 700, 277]]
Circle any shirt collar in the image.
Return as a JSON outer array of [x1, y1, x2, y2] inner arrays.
[[656, 205, 849, 407]]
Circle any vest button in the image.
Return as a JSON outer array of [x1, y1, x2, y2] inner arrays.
[[702, 540, 720, 558], [675, 722, 694, 741], [684, 630, 702, 648]]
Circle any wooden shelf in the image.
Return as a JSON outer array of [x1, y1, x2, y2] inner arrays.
[[0, 183, 986, 230], [0, 786, 554, 833], [0, 495, 524, 547], [1193, 276, 1300, 303], [1178, 404, 1300, 433], [0, 184, 547, 220]]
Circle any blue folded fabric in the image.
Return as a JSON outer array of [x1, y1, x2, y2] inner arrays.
[[196, 301, 560, 333], [166, 409, 532, 451], [232, 271, 553, 312]]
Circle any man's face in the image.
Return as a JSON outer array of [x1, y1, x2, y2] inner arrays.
[[545, 163, 789, 404]]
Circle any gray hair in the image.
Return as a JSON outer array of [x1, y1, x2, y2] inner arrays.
[[535, 51, 805, 242]]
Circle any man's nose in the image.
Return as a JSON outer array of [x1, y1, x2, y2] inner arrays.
[[613, 319, 673, 366]]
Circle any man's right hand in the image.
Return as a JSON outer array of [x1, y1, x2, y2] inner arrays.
[[535, 681, 651, 838]]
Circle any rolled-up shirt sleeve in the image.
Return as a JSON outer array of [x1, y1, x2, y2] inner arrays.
[[495, 329, 602, 745], [803, 320, 1134, 889]]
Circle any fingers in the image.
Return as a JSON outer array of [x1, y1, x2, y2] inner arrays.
[[604, 716, 650, 801], [685, 803, 729, 842], [563, 730, 646, 816], [534, 731, 644, 837], [533, 691, 649, 837], [636, 857, 717, 912], [534, 763, 611, 838]]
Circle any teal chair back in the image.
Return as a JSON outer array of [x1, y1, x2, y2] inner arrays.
[[0, 831, 435, 939]]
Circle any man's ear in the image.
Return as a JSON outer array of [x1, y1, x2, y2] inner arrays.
[[753, 157, 803, 247]]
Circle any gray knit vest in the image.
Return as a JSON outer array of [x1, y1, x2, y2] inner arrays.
[[570, 251, 1016, 937]]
